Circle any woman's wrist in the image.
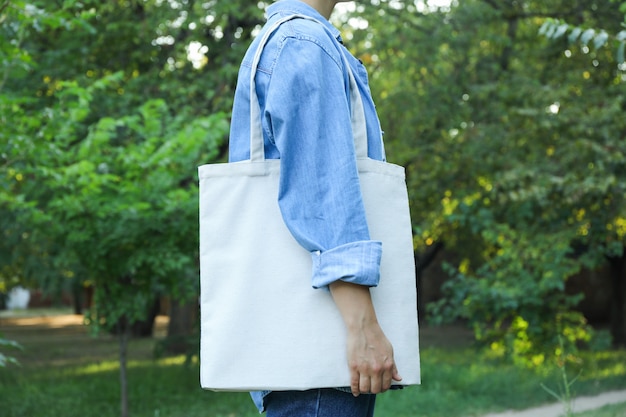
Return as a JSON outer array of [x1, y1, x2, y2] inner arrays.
[[328, 280, 379, 332]]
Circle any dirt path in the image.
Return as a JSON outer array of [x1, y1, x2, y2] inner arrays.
[[0, 309, 169, 365]]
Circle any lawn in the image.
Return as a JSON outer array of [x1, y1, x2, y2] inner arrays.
[[1, 310, 625, 417], [575, 403, 626, 417]]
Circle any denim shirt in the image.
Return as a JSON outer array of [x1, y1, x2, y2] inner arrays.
[[228, 0, 386, 412]]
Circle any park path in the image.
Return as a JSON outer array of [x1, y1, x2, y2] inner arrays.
[[479, 389, 626, 417]]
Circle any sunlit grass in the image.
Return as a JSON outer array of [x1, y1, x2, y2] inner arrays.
[[70, 360, 120, 375], [366, 346, 626, 417], [586, 362, 626, 379], [1, 315, 625, 417], [580, 350, 626, 380], [574, 402, 626, 417], [3, 350, 625, 417], [69, 355, 191, 376]]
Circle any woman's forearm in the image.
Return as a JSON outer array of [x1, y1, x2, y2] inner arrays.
[[329, 280, 402, 396]]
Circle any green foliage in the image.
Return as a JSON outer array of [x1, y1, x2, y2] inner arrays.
[[0, 2, 264, 413], [2, 0, 626, 381], [15, 77, 228, 330], [539, 0, 626, 64], [2, 335, 626, 417], [1, 2, 249, 411], [344, 0, 626, 361], [0, 0, 260, 327], [429, 230, 590, 367], [0, 333, 22, 368], [541, 337, 582, 417]]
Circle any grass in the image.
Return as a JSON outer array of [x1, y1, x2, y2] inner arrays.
[[574, 403, 626, 417], [1, 310, 626, 417], [374, 348, 626, 417]]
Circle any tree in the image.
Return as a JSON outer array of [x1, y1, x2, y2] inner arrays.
[[539, 0, 626, 347], [1, 1, 264, 415], [341, 0, 626, 360]]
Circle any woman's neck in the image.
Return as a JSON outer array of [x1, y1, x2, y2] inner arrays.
[[299, 0, 336, 20]]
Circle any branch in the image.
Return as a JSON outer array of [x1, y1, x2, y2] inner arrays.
[[499, 16, 518, 71], [481, 0, 501, 11], [480, 0, 581, 21], [0, 2, 30, 93], [379, 6, 430, 35], [0, 1, 9, 15], [416, 241, 445, 273], [1, 157, 21, 169], [511, 10, 581, 20]]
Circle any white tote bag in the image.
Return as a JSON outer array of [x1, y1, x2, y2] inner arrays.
[[199, 14, 420, 391]]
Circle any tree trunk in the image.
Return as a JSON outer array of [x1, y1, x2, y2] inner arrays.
[[164, 298, 198, 355], [608, 250, 626, 347], [130, 297, 160, 338], [72, 280, 83, 315], [110, 297, 160, 338], [118, 317, 130, 417], [415, 241, 444, 324]]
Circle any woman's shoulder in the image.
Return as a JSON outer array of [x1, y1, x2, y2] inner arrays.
[[279, 16, 335, 41], [273, 17, 343, 63], [241, 16, 343, 73]]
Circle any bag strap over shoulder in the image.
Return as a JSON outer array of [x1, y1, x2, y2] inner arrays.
[[248, 14, 368, 162]]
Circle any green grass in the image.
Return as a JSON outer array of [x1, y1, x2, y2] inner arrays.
[[2, 348, 625, 417], [574, 402, 626, 417], [373, 348, 626, 417], [1, 312, 625, 417]]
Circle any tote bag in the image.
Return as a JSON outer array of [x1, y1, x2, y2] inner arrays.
[[199, 14, 420, 391]]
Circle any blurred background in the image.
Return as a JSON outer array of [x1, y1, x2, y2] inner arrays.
[[1, 1, 625, 416]]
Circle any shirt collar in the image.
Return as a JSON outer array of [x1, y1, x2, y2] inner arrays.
[[265, 0, 343, 43]]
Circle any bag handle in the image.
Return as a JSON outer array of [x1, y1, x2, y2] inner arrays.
[[248, 14, 368, 162]]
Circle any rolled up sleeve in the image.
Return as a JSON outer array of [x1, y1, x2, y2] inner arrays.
[[311, 241, 382, 289]]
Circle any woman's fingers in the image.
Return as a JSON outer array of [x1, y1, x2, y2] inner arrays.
[[350, 352, 401, 396]]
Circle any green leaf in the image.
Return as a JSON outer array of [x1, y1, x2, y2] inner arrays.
[[568, 27, 583, 43], [553, 23, 569, 39], [593, 31, 609, 49], [544, 21, 558, 38], [580, 28, 596, 45], [538, 20, 556, 36], [0, 352, 20, 367]]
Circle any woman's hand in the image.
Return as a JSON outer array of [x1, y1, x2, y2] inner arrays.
[[329, 281, 402, 396]]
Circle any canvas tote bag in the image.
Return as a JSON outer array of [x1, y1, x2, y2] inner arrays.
[[199, 14, 420, 391]]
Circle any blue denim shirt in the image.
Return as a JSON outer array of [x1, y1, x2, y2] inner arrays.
[[228, 0, 386, 412]]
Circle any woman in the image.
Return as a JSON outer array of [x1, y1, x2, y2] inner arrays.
[[228, 1, 401, 415]]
